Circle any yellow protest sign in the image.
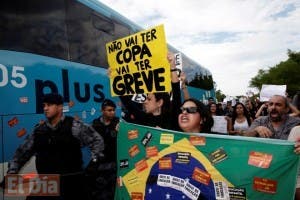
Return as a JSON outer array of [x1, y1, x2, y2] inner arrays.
[[106, 25, 171, 96]]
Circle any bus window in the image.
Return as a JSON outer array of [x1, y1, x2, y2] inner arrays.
[[66, 0, 131, 68], [92, 12, 114, 35], [0, 0, 68, 60], [66, 0, 114, 68], [114, 22, 131, 39]]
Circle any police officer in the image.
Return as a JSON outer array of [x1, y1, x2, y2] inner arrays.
[[5, 93, 105, 200], [87, 99, 119, 200]]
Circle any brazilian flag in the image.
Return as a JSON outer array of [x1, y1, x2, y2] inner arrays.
[[115, 121, 299, 200]]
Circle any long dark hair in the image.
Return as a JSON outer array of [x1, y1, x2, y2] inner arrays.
[[208, 102, 223, 116], [181, 98, 214, 133], [153, 92, 171, 116], [232, 102, 251, 127], [292, 91, 300, 110]]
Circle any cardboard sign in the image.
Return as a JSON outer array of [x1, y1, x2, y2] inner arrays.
[[131, 94, 146, 103], [211, 116, 228, 134], [106, 25, 170, 96], [174, 53, 182, 72], [260, 84, 286, 102]]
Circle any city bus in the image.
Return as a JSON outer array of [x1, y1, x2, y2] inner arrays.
[[0, 0, 215, 197]]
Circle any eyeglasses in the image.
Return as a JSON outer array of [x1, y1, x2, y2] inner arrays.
[[180, 107, 198, 114]]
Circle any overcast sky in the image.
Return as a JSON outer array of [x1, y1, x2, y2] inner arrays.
[[100, 0, 300, 97]]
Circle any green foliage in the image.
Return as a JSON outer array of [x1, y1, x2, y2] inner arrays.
[[216, 89, 226, 102], [188, 73, 214, 90], [249, 50, 300, 96]]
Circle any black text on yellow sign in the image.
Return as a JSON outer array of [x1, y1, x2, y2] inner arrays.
[[106, 25, 171, 96]]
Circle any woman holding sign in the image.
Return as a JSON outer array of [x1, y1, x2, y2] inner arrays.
[[119, 92, 173, 129], [209, 102, 231, 134], [118, 52, 182, 130]]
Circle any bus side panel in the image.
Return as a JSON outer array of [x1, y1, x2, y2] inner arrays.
[[188, 86, 215, 102], [3, 114, 43, 163], [0, 50, 119, 171], [0, 50, 114, 116], [1, 116, 3, 178]]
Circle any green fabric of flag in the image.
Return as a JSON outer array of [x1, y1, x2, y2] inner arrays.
[[115, 121, 299, 200]]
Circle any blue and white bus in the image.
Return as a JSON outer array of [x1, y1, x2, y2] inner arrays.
[[0, 0, 215, 196]]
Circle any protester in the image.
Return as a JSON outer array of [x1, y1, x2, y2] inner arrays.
[[224, 100, 233, 117], [245, 99, 256, 120], [207, 97, 215, 106], [216, 102, 225, 116], [255, 101, 268, 118], [244, 95, 300, 139], [87, 99, 120, 200], [229, 102, 252, 135], [118, 52, 181, 130], [244, 95, 300, 199], [209, 102, 231, 134], [288, 125, 300, 200], [288, 103, 300, 117], [178, 98, 213, 133], [120, 93, 177, 130], [292, 91, 300, 111], [1, 93, 105, 200], [180, 71, 190, 100], [256, 99, 300, 119], [208, 102, 218, 116]]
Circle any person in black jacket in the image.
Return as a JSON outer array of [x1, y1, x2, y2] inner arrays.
[[2, 93, 104, 200], [88, 99, 120, 200], [118, 52, 182, 131]]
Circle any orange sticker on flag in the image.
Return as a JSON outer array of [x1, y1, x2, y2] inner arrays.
[[248, 151, 273, 168], [192, 167, 211, 185], [129, 145, 140, 157], [128, 130, 139, 139], [131, 192, 143, 200], [135, 159, 148, 173], [159, 157, 172, 170], [189, 135, 206, 146], [146, 146, 158, 157], [253, 177, 277, 194]]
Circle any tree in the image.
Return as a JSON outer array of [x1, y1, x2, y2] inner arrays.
[[214, 81, 226, 102], [188, 73, 214, 90], [216, 89, 226, 102], [249, 50, 300, 97]]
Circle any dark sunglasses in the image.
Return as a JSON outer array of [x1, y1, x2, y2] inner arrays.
[[180, 107, 198, 114]]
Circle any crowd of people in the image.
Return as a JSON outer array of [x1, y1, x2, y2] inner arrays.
[[1, 52, 300, 200], [115, 53, 300, 199], [114, 52, 300, 199]]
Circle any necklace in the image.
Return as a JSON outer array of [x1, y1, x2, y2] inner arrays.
[[236, 117, 245, 123]]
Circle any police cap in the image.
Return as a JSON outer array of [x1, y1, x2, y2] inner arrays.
[[42, 93, 63, 105]]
